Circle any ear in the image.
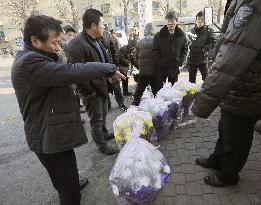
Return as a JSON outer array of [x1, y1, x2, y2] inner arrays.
[[31, 36, 41, 47]]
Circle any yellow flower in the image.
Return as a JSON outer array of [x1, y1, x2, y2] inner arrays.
[[181, 91, 187, 97], [145, 120, 153, 128], [190, 90, 196, 95], [115, 135, 122, 141], [124, 128, 131, 133], [124, 136, 129, 141], [140, 128, 147, 135]]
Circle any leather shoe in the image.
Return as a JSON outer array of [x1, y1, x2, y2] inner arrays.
[[195, 157, 221, 170], [99, 145, 118, 155], [79, 177, 89, 190], [105, 133, 115, 141], [204, 174, 238, 187]]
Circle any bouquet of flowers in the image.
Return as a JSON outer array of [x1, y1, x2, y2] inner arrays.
[[109, 128, 170, 205], [173, 81, 201, 116], [113, 107, 156, 148]]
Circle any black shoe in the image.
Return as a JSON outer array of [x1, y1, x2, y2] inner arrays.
[[123, 91, 133, 96], [195, 157, 221, 170], [105, 133, 115, 141], [131, 101, 140, 106], [119, 103, 127, 111], [79, 177, 89, 190], [204, 174, 238, 187], [99, 145, 118, 155]]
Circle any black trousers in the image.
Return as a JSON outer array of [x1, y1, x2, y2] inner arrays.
[[157, 74, 178, 92], [207, 109, 260, 182], [133, 75, 157, 105], [36, 149, 81, 205], [120, 66, 129, 94], [188, 64, 208, 83]]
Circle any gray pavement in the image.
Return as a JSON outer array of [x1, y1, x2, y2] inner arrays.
[[1, 55, 261, 205]]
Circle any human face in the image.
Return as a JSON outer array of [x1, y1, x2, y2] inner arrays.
[[166, 18, 177, 32], [196, 16, 204, 28], [93, 17, 105, 38], [64, 31, 76, 44], [31, 30, 63, 54]]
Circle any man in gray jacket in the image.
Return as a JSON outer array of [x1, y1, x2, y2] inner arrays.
[[192, 0, 261, 187], [132, 23, 157, 106], [11, 15, 121, 204]]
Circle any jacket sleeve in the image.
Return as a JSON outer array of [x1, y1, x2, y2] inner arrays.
[[152, 34, 162, 68], [110, 38, 119, 66], [192, 2, 261, 118], [179, 37, 189, 66], [203, 27, 215, 52], [25, 55, 116, 87], [119, 48, 130, 66]]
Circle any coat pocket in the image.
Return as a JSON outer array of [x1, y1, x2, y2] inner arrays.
[[48, 112, 77, 125]]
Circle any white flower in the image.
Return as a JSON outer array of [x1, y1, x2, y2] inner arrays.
[[112, 184, 119, 196], [155, 177, 162, 189], [138, 176, 151, 187], [164, 165, 171, 174]]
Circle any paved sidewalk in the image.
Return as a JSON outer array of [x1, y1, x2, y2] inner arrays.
[[155, 109, 261, 205], [1, 56, 261, 205]]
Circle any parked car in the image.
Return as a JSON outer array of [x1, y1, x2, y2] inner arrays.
[[115, 30, 128, 48]]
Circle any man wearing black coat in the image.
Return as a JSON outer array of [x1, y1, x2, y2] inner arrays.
[[11, 15, 120, 205], [68, 9, 119, 155], [187, 11, 215, 83], [192, 0, 261, 187], [153, 10, 188, 90]]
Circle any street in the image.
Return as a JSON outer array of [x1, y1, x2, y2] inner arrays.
[[1, 55, 261, 205]]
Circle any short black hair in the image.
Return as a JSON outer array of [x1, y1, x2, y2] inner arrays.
[[165, 10, 178, 21], [196, 11, 204, 19], [24, 15, 63, 44], [63, 25, 76, 34], [82, 9, 103, 29]]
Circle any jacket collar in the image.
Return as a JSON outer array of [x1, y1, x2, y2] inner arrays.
[[159, 25, 183, 38], [24, 43, 59, 62]]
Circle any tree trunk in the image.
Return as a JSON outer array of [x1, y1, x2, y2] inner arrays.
[[69, 0, 79, 32]]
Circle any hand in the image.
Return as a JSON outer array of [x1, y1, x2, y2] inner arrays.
[[111, 70, 126, 82]]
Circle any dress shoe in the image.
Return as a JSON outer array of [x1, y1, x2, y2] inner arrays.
[[105, 133, 115, 141], [204, 174, 238, 187], [195, 157, 221, 170], [99, 145, 118, 155], [79, 177, 89, 190], [119, 103, 127, 111]]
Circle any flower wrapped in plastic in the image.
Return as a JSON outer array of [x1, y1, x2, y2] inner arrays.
[[109, 128, 170, 205], [113, 107, 156, 148], [139, 86, 180, 141], [173, 81, 201, 116], [156, 79, 182, 103]]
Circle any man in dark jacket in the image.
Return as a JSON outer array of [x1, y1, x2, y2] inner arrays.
[[187, 11, 215, 83], [153, 10, 188, 91], [68, 9, 118, 155], [101, 30, 127, 111], [192, 0, 261, 187], [132, 23, 157, 106], [119, 42, 138, 95], [11, 15, 119, 205]]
